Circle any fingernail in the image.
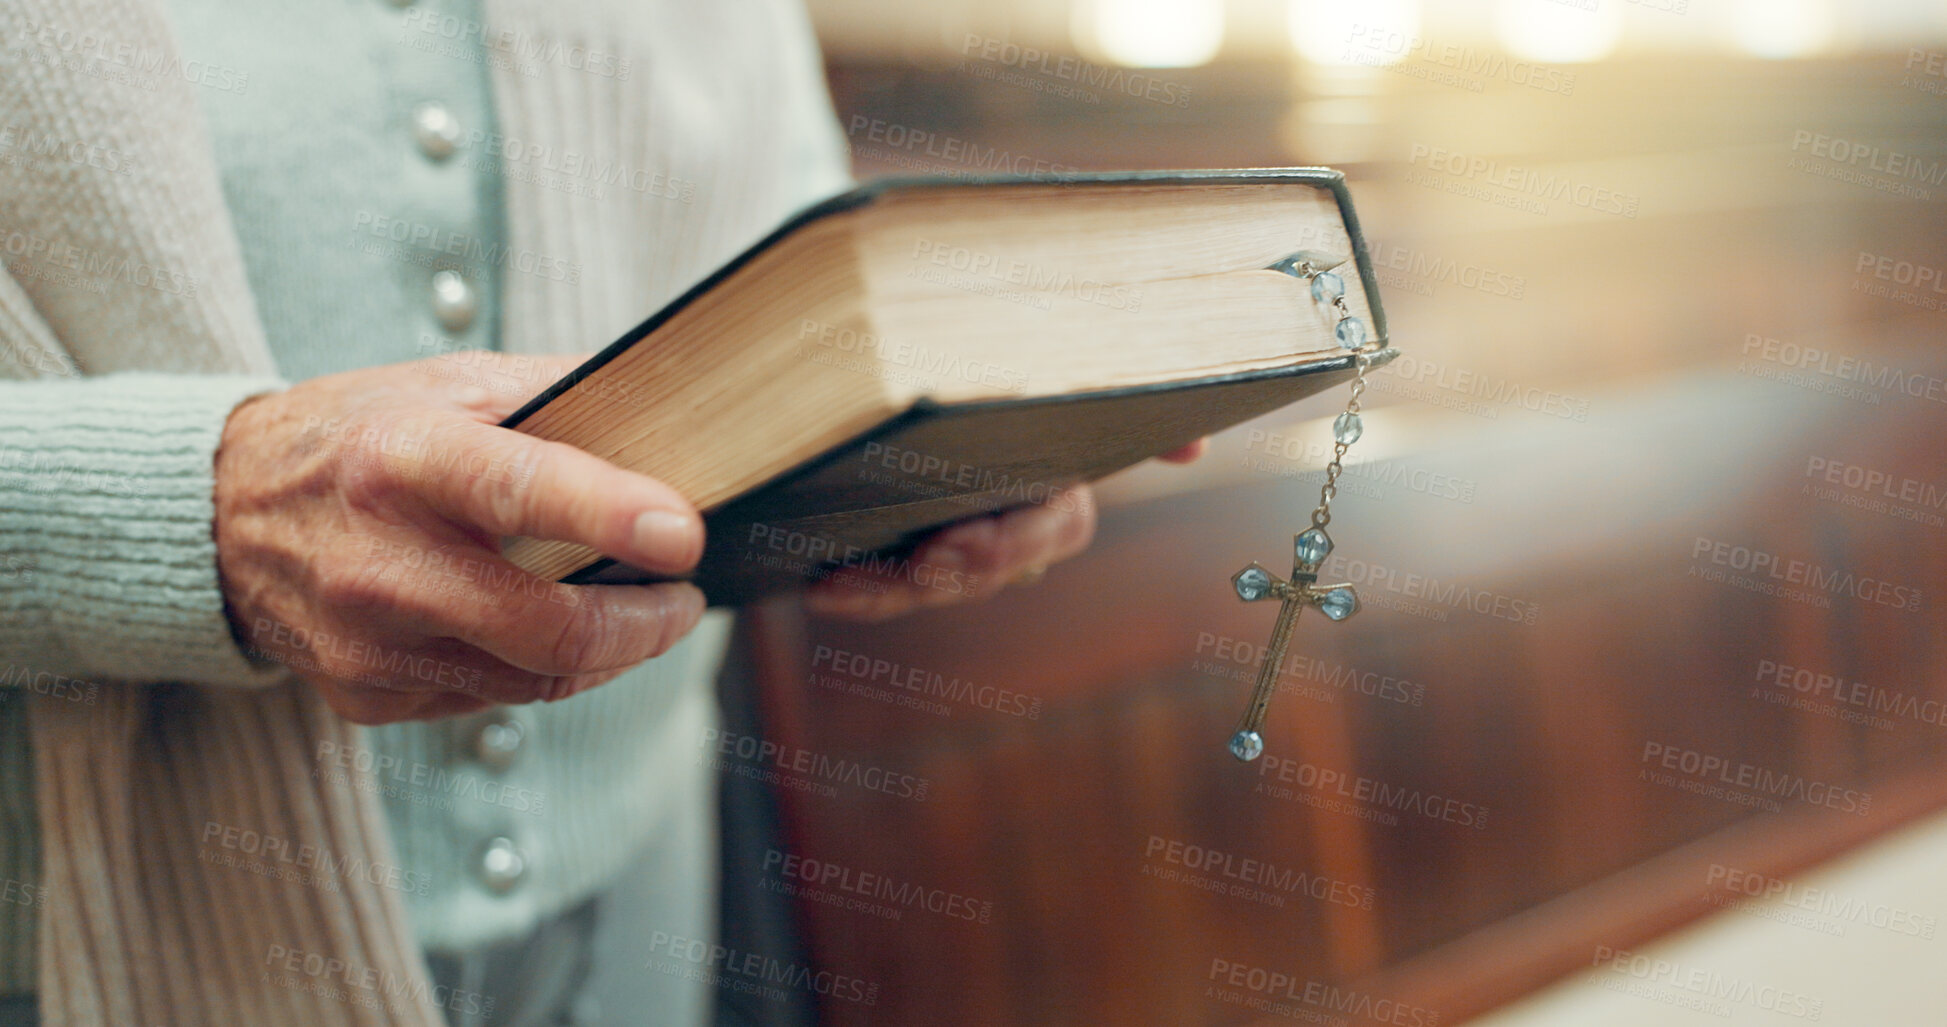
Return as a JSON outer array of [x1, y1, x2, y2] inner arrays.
[[633, 510, 699, 568], [672, 583, 707, 622], [920, 544, 967, 571]]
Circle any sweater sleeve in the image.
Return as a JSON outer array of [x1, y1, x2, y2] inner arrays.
[[0, 373, 291, 689]]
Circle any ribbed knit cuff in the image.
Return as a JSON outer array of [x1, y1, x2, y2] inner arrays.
[[0, 373, 289, 688]]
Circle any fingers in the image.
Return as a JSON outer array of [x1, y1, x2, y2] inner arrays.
[[410, 573, 706, 677], [917, 487, 1097, 576], [461, 580, 707, 678], [1157, 438, 1208, 463], [415, 352, 597, 423], [390, 415, 704, 575], [304, 630, 641, 719], [314, 536, 707, 677], [321, 687, 497, 726], [805, 487, 1097, 620]]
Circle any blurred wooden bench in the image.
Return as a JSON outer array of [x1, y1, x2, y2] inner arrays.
[[732, 351, 1947, 1025]]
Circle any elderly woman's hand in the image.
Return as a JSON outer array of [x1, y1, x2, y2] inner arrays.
[[214, 352, 707, 724], [802, 439, 1208, 620]]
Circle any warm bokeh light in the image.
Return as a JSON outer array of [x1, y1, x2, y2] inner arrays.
[[1072, 0, 1226, 68], [1731, 0, 1835, 58], [1288, 0, 1423, 66], [1494, 0, 1622, 63]]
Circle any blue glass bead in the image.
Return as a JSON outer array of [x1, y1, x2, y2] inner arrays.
[[1229, 730, 1264, 762], [1294, 528, 1333, 566], [1334, 317, 1368, 350], [1310, 271, 1345, 303], [1318, 587, 1358, 621], [1333, 411, 1363, 444], [1233, 565, 1274, 601]]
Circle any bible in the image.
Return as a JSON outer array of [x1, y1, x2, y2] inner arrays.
[[498, 168, 1393, 604]]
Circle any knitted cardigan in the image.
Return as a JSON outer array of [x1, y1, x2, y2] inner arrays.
[[0, 0, 847, 1021]]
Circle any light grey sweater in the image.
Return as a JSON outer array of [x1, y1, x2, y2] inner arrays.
[[0, 0, 848, 1019]]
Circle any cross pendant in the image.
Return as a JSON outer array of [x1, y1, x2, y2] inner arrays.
[[1226, 527, 1359, 761]]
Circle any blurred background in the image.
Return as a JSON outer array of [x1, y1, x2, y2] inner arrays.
[[720, 1, 1947, 1023]]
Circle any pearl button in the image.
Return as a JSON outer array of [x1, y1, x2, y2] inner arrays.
[[476, 836, 527, 894], [431, 269, 477, 333], [471, 714, 524, 771], [411, 102, 461, 161]]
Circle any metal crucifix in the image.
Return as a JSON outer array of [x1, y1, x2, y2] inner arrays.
[[1226, 526, 1359, 761]]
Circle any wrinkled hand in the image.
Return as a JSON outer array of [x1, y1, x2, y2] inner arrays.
[[214, 352, 707, 725], [803, 439, 1208, 620]]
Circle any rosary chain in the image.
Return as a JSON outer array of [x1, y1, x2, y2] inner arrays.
[[1297, 261, 1372, 531]]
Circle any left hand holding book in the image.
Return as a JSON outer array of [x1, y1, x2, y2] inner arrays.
[[211, 351, 1142, 723]]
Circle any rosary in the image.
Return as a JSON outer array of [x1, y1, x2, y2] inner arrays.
[[1226, 259, 1375, 762]]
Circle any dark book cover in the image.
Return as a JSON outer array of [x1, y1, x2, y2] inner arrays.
[[501, 169, 1393, 605]]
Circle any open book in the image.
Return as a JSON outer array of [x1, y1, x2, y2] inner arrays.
[[498, 169, 1394, 604]]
